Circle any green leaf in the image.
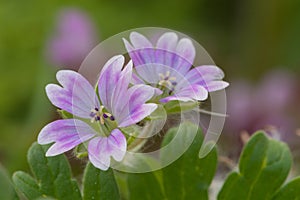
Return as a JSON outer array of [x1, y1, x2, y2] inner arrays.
[[12, 171, 41, 199], [272, 177, 300, 200], [0, 165, 18, 200], [127, 171, 164, 200], [218, 132, 292, 200], [13, 142, 82, 200], [161, 122, 217, 200], [83, 162, 120, 200]]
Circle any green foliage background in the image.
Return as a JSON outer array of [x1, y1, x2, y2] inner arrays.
[[0, 0, 300, 176]]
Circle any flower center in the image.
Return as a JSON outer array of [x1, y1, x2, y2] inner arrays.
[[90, 106, 115, 124], [158, 71, 177, 91]]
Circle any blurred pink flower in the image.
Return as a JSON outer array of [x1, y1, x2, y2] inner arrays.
[[45, 8, 98, 70], [226, 70, 298, 141]]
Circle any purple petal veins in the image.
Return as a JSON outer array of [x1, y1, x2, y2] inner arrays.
[[38, 119, 96, 156], [46, 70, 100, 118], [88, 129, 126, 170], [38, 55, 158, 170], [123, 32, 229, 102]]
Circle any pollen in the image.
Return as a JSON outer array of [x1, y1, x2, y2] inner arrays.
[[158, 71, 177, 89], [90, 106, 114, 124]]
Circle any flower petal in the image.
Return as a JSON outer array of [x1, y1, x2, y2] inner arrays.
[[156, 32, 178, 51], [46, 70, 99, 118], [118, 103, 157, 127], [134, 62, 185, 86], [204, 81, 229, 92], [129, 32, 153, 49], [131, 72, 145, 84], [123, 38, 148, 66], [158, 38, 195, 76], [111, 60, 133, 115], [98, 55, 124, 111], [115, 84, 157, 126], [134, 62, 162, 84], [160, 84, 208, 103], [155, 32, 180, 70], [38, 119, 96, 156], [88, 129, 126, 170], [124, 32, 194, 81], [88, 137, 109, 170], [175, 38, 195, 65], [108, 129, 127, 162], [183, 65, 225, 87], [127, 84, 157, 109]]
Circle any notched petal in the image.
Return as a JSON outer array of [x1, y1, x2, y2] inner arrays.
[[129, 32, 153, 49], [88, 129, 127, 170], [46, 70, 99, 118], [38, 119, 96, 156]]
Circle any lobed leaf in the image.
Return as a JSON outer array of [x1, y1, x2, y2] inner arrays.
[[12, 171, 42, 199], [12, 142, 81, 200]]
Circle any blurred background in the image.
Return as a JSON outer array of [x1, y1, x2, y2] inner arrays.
[[0, 0, 300, 175]]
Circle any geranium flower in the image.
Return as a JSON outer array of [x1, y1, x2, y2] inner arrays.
[[38, 55, 157, 170], [123, 32, 229, 102]]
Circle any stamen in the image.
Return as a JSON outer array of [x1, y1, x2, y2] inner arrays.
[[159, 73, 165, 79], [104, 112, 112, 117], [90, 106, 114, 125], [100, 116, 104, 125], [166, 71, 170, 77], [158, 71, 177, 89]]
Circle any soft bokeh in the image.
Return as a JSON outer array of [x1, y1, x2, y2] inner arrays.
[[221, 70, 300, 160], [45, 8, 98, 70], [0, 0, 300, 175]]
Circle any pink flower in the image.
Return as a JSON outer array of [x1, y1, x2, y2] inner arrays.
[[46, 8, 98, 70], [38, 55, 157, 170], [123, 32, 229, 102]]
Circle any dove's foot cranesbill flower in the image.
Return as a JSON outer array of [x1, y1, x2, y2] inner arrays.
[[38, 55, 157, 170], [123, 32, 229, 103]]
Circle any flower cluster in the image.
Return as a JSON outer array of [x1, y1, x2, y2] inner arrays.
[[38, 31, 229, 170]]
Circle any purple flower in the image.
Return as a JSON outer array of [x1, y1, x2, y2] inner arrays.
[[226, 70, 297, 141], [123, 32, 229, 102], [46, 8, 98, 70], [38, 55, 157, 170]]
